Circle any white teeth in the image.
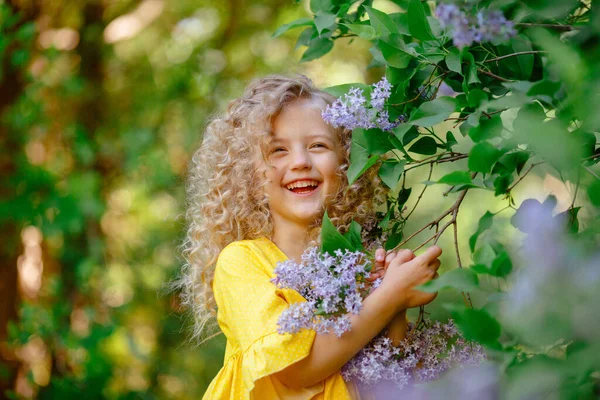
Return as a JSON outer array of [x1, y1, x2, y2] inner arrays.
[[285, 180, 319, 190]]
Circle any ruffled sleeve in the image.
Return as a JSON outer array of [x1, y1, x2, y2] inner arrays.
[[208, 241, 323, 397]]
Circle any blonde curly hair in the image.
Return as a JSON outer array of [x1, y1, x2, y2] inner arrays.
[[178, 74, 388, 342]]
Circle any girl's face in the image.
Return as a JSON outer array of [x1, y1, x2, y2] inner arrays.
[[264, 98, 344, 231]]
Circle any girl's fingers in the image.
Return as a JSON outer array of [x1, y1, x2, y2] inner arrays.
[[375, 248, 386, 263], [428, 259, 441, 272]]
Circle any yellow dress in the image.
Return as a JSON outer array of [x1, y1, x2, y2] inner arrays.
[[202, 237, 357, 400]]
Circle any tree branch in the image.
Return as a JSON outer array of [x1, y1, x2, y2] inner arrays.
[[516, 22, 576, 32], [485, 51, 547, 63], [477, 68, 514, 82]]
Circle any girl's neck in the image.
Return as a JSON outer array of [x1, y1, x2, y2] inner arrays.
[[271, 220, 311, 263]]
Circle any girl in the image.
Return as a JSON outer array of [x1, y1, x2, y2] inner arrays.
[[180, 75, 442, 399]]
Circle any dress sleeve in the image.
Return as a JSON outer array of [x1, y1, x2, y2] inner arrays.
[[213, 242, 317, 393]]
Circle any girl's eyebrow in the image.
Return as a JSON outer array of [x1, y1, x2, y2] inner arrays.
[[271, 134, 334, 144]]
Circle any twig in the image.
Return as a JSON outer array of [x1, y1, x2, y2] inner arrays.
[[506, 162, 543, 193], [515, 22, 576, 32], [583, 165, 600, 180], [405, 163, 434, 220], [394, 189, 469, 252], [485, 51, 547, 63], [403, 153, 468, 173], [477, 68, 514, 82], [445, 109, 506, 123], [570, 170, 581, 209]]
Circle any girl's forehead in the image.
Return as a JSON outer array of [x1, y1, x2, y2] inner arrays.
[[270, 99, 338, 142]]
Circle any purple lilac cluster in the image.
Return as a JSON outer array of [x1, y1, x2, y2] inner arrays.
[[342, 319, 486, 389], [321, 77, 403, 132], [435, 4, 516, 49], [272, 247, 379, 337]]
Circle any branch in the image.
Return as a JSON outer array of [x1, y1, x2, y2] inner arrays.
[[477, 68, 514, 82], [506, 162, 543, 193], [516, 22, 576, 32], [404, 163, 434, 220], [394, 188, 469, 252], [485, 51, 547, 63], [403, 153, 468, 173]]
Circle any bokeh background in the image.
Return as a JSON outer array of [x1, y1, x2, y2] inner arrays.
[[0, 0, 583, 398]]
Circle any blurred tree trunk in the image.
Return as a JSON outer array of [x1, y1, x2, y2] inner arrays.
[[0, 1, 39, 395]]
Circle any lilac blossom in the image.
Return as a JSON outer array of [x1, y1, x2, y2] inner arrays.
[[342, 319, 486, 390], [272, 247, 376, 337], [322, 77, 402, 132], [435, 4, 516, 48]]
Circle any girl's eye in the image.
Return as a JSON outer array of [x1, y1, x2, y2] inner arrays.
[[312, 143, 326, 149], [272, 147, 286, 153]]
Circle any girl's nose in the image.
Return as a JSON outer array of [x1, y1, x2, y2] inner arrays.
[[290, 149, 312, 170]]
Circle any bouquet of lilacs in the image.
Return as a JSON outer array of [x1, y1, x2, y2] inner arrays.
[[272, 244, 486, 388], [342, 319, 486, 389], [271, 246, 380, 337]]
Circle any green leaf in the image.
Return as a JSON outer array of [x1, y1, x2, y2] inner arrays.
[[314, 11, 337, 34], [468, 142, 504, 174], [468, 115, 503, 142], [492, 151, 530, 175], [445, 131, 457, 150], [408, 137, 437, 155], [446, 47, 462, 74], [473, 242, 496, 267], [310, 0, 333, 13], [491, 250, 513, 277], [362, 128, 394, 155], [348, 155, 378, 185], [348, 129, 376, 185], [385, 229, 403, 251], [388, 13, 411, 35], [451, 307, 501, 345], [377, 39, 412, 68], [469, 211, 494, 252], [408, 97, 457, 127], [342, 23, 377, 40], [587, 180, 600, 207], [364, 6, 398, 35], [379, 160, 406, 188], [321, 211, 354, 255], [301, 37, 334, 62], [295, 26, 317, 49], [397, 187, 412, 206], [461, 50, 480, 85], [417, 268, 479, 292], [407, 0, 435, 41], [322, 83, 372, 98], [343, 220, 364, 251], [511, 36, 534, 80], [438, 171, 472, 186], [272, 17, 314, 37]]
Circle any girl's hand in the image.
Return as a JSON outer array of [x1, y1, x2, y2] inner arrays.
[[380, 245, 442, 312], [367, 248, 415, 282]]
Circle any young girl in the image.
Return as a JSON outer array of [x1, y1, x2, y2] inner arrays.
[[180, 75, 442, 399]]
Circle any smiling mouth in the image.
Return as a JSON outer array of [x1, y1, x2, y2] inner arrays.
[[286, 182, 321, 195]]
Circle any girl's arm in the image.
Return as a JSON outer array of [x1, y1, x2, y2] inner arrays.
[[274, 246, 442, 389], [386, 309, 408, 347]]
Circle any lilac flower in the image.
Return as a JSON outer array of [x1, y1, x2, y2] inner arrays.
[[272, 247, 376, 337], [435, 4, 515, 48], [322, 77, 402, 132], [342, 319, 486, 390], [371, 77, 392, 110]]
